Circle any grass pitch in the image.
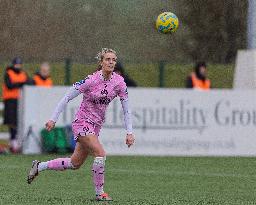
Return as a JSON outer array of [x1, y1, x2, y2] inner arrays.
[[0, 155, 256, 205]]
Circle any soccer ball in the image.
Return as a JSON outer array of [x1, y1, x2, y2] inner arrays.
[[156, 12, 179, 34]]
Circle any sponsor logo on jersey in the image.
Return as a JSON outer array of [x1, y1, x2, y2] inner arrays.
[[93, 96, 111, 105]]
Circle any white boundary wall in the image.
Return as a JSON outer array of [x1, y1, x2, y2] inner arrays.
[[19, 86, 256, 156], [234, 49, 256, 89]]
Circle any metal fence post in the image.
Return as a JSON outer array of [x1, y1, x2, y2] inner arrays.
[[64, 58, 72, 85], [159, 61, 165, 87]]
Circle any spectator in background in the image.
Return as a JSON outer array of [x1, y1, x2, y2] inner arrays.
[[33, 62, 53, 87], [2, 57, 33, 153], [186, 61, 211, 90], [114, 61, 137, 87]]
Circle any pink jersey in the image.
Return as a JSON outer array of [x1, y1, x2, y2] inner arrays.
[[73, 70, 128, 126]]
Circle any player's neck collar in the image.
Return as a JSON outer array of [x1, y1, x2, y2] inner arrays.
[[99, 70, 113, 81]]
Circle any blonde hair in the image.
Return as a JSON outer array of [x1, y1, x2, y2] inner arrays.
[[96, 48, 117, 70]]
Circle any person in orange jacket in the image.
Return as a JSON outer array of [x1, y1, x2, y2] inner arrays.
[[2, 57, 33, 153], [33, 62, 53, 87], [186, 61, 211, 90]]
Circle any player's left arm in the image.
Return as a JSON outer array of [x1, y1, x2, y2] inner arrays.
[[118, 79, 135, 148], [121, 98, 135, 148]]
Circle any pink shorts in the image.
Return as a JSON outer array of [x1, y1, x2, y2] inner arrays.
[[72, 118, 101, 141]]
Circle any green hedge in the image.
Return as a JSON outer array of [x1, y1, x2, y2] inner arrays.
[[0, 62, 234, 94]]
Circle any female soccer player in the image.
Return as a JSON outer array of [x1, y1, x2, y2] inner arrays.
[[27, 48, 135, 201]]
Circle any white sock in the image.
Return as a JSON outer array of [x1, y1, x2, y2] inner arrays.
[[38, 162, 48, 172]]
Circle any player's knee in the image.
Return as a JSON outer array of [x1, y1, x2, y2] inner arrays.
[[95, 150, 105, 157]]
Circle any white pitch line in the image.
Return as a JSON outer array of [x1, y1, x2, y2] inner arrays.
[[111, 168, 256, 179]]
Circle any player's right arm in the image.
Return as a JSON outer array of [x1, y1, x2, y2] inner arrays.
[[45, 76, 92, 131], [45, 87, 81, 131], [46, 77, 92, 131]]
